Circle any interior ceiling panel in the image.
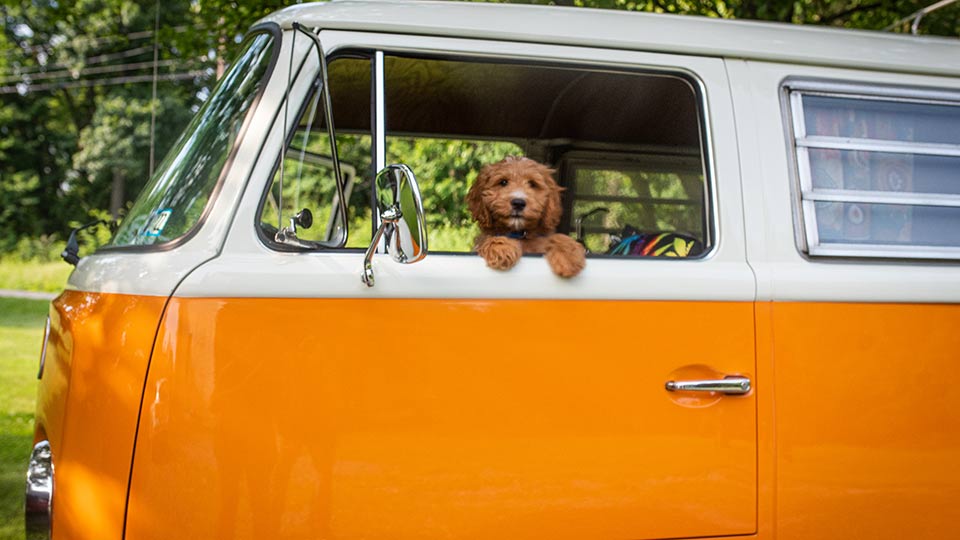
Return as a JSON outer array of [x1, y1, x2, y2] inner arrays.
[[326, 54, 701, 148]]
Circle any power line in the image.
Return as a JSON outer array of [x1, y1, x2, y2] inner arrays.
[[1, 24, 202, 58], [85, 45, 155, 66], [0, 70, 210, 95], [4, 44, 155, 76], [5, 29, 210, 76], [0, 59, 209, 85]]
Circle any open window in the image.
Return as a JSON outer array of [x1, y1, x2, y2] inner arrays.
[[259, 47, 713, 259]]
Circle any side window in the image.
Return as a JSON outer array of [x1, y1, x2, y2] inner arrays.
[[260, 51, 713, 258], [563, 155, 706, 257], [259, 56, 373, 249], [787, 82, 960, 259], [382, 55, 710, 257]]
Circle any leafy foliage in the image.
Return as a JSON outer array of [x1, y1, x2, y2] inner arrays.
[[1, 0, 957, 260]]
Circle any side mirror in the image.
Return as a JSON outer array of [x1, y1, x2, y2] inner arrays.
[[61, 219, 112, 266], [362, 164, 428, 287]]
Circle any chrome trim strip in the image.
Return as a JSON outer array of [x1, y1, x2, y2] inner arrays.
[[796, 147, 822, 252], [802, 189, 960, 208], [790, 91, 808, 139], [784, 79, 960, 104], [810, 243, 960, 259], [782, 85, 811, 254], [373, 50, 386, 174], [373, 50, 386, 250], [797, 136, 960, 157]]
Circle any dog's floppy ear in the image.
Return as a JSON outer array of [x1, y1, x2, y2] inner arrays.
[[467, 166, 493, 229], [539, 166, 563, 233]]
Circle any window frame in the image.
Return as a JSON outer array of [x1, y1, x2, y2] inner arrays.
[[257, 41, 718, 260], [255, 49, 374, 253], [100, 22, 281, 254], [784, 78, 960, 261]]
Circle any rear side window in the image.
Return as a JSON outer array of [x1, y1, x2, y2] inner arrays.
[[787, 81, 960, 260]]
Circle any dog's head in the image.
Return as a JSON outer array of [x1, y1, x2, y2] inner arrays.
[[466, 156, 563, 235]]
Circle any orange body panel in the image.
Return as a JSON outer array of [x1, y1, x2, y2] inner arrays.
[[126, 298, 757, 540], [767, 302, 960, 539], [35, 291, 166, 540], [39, 293, 957, 539]]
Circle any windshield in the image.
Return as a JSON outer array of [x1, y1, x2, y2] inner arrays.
[[109, 30, 277, 247]]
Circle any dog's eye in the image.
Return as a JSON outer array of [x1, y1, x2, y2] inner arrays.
[[528, 180, 540, 189], [498, 179, 508, 187]]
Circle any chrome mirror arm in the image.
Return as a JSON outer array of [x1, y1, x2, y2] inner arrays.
[[362, 207, 402, 287]]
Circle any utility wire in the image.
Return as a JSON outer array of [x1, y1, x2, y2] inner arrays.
[[0, 70, 209, 95], [4, 44, 155, 76], [1, 24, 201, 58], [84, 45, 155, 66], [0, 59, 208, 85]]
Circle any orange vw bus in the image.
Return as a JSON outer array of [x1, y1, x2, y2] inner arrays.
[[26, 2, 960, 539]]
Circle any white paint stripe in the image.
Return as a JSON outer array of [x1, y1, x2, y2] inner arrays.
[[175, 250, 756, 300]]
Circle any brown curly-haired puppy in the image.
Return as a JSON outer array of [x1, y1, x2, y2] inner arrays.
[[466, 156, 586, 278]]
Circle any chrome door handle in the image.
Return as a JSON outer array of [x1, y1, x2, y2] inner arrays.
[[664, 376, 751, 395]]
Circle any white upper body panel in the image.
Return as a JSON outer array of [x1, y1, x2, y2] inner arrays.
[[728, 59, 960, 303], [176, 30, 755, 301], [259, 0, 960, 77], [66, 25, 305, 297]]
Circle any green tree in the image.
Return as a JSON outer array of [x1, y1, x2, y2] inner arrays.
[[1, 0, 957, 257], [1, 0, 207, 251]]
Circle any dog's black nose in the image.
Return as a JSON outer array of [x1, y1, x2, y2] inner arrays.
[[511, 198, 526, 211]]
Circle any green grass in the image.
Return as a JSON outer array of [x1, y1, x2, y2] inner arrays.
[[0, 261, 71, 293], [0, 297, 48, 540]]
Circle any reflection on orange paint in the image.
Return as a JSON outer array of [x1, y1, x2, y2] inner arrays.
[[34, 291, 166, 540], [769, 302, 960, 540], [126, 298, 757, 540]]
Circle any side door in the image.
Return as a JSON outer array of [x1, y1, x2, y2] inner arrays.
[[126, 29, 758, 540]]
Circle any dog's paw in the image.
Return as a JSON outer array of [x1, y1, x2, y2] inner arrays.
[[545, 234, 586, 278], [477, 236, 523, 271]]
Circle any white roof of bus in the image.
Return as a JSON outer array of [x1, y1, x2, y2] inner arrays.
[[257, 0, 960, 77]]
